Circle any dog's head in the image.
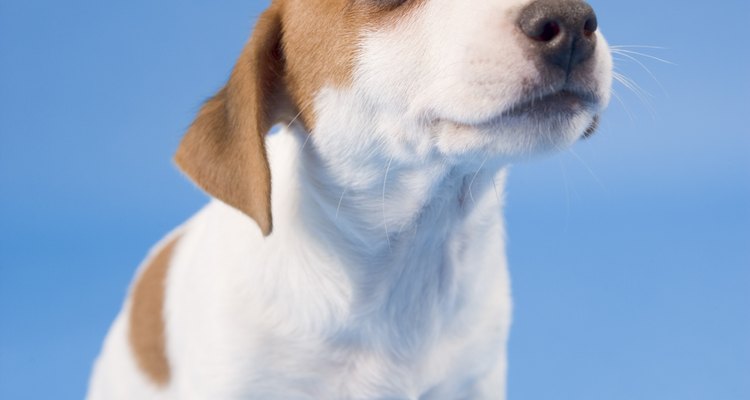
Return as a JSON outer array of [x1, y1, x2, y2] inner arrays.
[[175, 0, 613, 235]]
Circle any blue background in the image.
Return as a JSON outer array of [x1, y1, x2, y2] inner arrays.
[[1, 0, 748, 399]]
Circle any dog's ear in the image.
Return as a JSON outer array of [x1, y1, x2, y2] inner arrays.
[[175, 6, 287, 236]]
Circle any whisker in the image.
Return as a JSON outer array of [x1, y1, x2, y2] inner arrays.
[[613, 71, 653, 99], [492, 176, 502, 209], [612, 71, 656, 116], [611, 48, 675, 65], [285, 110, 305, 130], [567, 148, 607, 193], [612, 51, 669, 97], [382, 156, 394, 251], [285, 96, 316, 130], [610, 45, 666, 50], [610, 88, 635, 122], [290, 98, 315, 159], [468, 157, 489, 205], [558, 159, 571, 233], [335, 190, 346, 221], [296, 131, 312, 159]]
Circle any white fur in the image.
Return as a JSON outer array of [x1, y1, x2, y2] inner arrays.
[[89, 0, 612, 398]]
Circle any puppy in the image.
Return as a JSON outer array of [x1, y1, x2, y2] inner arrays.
[[89, 0, 612, 398]]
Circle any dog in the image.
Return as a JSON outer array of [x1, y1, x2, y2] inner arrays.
[[88, 0, 612, 398]]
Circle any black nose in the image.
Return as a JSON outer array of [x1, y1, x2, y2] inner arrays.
[[518, 0, 598, 73]]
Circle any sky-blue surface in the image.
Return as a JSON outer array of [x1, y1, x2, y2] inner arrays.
[[1, 1, 748, 399]]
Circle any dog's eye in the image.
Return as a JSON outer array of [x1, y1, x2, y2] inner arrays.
[[381, 0, 407, 5], [368, 0, 409, 10]]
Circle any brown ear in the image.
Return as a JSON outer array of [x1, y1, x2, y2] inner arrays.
[[174, 5, 288, 236]]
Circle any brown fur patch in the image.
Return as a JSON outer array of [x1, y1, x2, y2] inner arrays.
[[281, 0, 425, 128], [280, 0, 358, 128], [174, 1, 424, 234], [128, 236, 179, 386]]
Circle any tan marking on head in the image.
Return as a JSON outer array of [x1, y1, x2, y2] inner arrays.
[[128, 236, 179, 387], [281, 0, 426, 128], [280, 0, 357, 129]]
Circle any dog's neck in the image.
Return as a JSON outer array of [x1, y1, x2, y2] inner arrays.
[[287, 122, 504, 258], [266, 123, 507, 344]]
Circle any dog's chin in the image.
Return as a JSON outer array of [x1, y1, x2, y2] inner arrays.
[[433, 92, 600, 159]]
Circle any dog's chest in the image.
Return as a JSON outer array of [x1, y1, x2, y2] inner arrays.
[[270, 338, 495, 398], [222, 300, 505, 399], [168, 197, 510, 399]]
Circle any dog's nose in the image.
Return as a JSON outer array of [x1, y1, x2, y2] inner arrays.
[[518, 0, 598, 73]]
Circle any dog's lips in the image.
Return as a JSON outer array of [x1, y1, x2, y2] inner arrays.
[[504, 90, 596, 117], [447, 90, 598, 129]]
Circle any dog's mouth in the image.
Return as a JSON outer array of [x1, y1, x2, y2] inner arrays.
[[482, 90, 597, 127], [444, 89, 599, 130], [508, 90, 595, 116]]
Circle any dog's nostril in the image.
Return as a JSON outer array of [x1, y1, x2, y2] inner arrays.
[[583, 16, 598, 37], [535, 21, 561, 42]]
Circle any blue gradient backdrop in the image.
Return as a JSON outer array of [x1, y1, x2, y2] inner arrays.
[[1, 1, 748, 399]]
